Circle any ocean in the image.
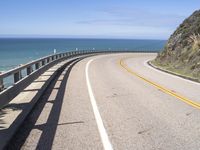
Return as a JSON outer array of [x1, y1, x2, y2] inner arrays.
[[0, 38, 166, 72]]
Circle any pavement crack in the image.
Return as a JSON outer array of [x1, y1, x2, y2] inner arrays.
[[138, 128, 152, 135], [186, 112, 192, 116], [106, 93, 132, 98]]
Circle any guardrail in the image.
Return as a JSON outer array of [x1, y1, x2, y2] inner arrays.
[[0, 50, 104, 107], [0, 49, 158, 107], [0, 50, 92, 91]]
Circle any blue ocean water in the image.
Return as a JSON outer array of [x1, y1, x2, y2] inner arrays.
[[0, 38, 166, 71]]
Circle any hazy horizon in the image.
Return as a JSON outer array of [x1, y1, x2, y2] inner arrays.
[[0, 35, 168, 40]]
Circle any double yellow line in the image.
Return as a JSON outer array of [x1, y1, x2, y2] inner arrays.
[[119, 58, 200, 110]]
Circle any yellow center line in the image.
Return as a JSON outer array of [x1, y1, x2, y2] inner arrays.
[[119, 58, 200, 110]]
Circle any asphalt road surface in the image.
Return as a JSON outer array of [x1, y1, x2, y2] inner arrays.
[[8, 53, 200, 150]]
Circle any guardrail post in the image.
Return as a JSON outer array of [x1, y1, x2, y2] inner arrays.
[[0, 77, 4, 92], [27, 66, 33, 75], [14, 71, 22, 83]]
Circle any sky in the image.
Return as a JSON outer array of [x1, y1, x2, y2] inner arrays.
[[0, 0, 199, 39]]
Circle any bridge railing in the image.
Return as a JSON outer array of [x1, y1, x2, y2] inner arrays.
[[0, 49, 105, 107], [0, 50, 96, 92], [0, 49, 158, 107], [0, 49, 158, 92]]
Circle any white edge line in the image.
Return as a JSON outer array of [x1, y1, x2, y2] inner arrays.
[[144, 60, 200, 85], [85, 59, 113, 150]]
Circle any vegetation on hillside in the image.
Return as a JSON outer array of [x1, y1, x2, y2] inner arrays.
[[153, 10, 200, 81]]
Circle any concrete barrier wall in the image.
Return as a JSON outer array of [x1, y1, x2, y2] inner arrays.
[[0, 50, 157, 108]]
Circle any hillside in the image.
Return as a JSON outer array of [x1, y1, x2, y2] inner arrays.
[[153, 10, 200, 81]]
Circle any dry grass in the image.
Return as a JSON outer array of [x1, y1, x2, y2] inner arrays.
[[189, 33, 200, 50]]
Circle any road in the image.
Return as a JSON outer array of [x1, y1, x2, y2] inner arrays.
[[8, 53, 200, 150]]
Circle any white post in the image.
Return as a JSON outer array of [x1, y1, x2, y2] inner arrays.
[[54, 49, 57, 54]]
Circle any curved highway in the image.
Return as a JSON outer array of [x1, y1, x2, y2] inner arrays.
[[8, 53, 200, 150]]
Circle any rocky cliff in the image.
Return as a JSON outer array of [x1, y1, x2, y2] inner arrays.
[[154, 10, 200, 79]]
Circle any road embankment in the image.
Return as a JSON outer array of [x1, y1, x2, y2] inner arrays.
[[149, 60, 200, 83]]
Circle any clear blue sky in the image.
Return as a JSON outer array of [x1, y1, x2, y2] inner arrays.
[[0, 0, 199, 39]]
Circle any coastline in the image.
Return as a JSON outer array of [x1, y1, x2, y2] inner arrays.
[[0, 38, 165, 71]]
